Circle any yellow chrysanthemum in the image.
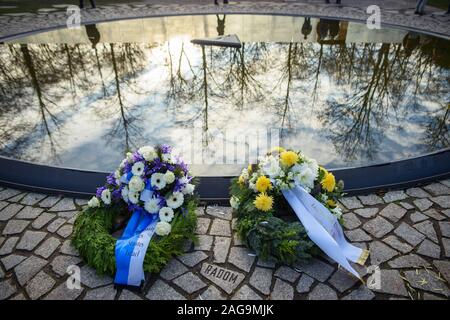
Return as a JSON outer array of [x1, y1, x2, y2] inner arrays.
[[322, 172, 336, 192], [271, 146, 285, 154], [320, 166, 328, 175], [254, 193, 273, 212], [238, 175, 245, 185], [327, 199, 336, 208], [248, 164, 253, 173], [280, 151, 299, 167], [255, 176, 271, 193]]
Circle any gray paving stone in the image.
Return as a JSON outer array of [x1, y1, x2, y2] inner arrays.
[[25, 271, 56, 300], [198, 286, 226, 300], [274, 266, 300, 283], [440, 179, 450, 188], [416, 239, 441, 259], [9, 293, 26, 300], [194, 235, 213, 251], [308, 283, 337, 300], [2, 219, 30, 235], [44, 282, 83, 300], [399, 202, 414, 210], [35, 237, 61, 258], [60, 240, 79, 256], [388, 254, 430, 268], [47, 218, 66, 233], [15, 255, 48, 285], [0, 237, 4, 247], [20, 193, 47, 206], [228, 247, 255, 272], [430, 196, 450, 209], [56, 224, 73, 238], [344, 229, 372, 242], [16, 231, 46, 251], [371, 269, 408, 297], [173, 272, 207, 294], [177, 251, 208, 267], [0, 237, 19, 255], [382, 235, 413, 254], [256, 258, 276, 268], [357, 194, 383, 205], [146, 280, 185, 300], [119, 289, 142, 300], [409, 211, 428, 223], [423, 183, 449, 196], [49, 198, 76, 211], [442, 237, 450, 258], [1, 254, 26, 270], [422, 208, 445, 220], [205, 206, 232, 220], [270, 278, 294, 300], [233, 233, 244, 246], [413, 220, 438, 243], [196, 207, 205, 216], [160, 259, 188, 281], [38, 196, 61, 208], [369, 241, 398, 265], [209, 219, 231, 237], [343, 212, 361, 230], [294, 258, 334, 282], [0, 202, 6, 212], [200, 263, 245, 294], [353, 207, 379, 219], [342, 285, 375, 300], [404, 270, 449, 297], [232, 285, 262, 300], [80, 265, 113, 288], [379, 203, 407, 222], [0, 204, 23, 221], [50, 255, 81, 277], [340, 197, 363, 209], [296, 274, 315, 293], [0, 268, 3, 279], [328, 269, 359, 293], [413, 198, 433, 211], [249, 267, 273, 295], [394, 222, 426, 246], [362, 216, 394, 238], [383, 190, 407, 203], [57, 211, 78, 220], [0, 280, 16, 300], [213, 236, 231, 263], [0, 189, 22, 201], [442, 209, 450, 218], [16, 206, 44, 219], [433, 260, 450, 283], [74, 198, 88, 207], [195, 217, 211, 235], [423, 293, 445, 300], [438, 221, 450, 238], [406, 187, 431, 198], [32, 212, 56, 229], [84, 285, 117, 300]]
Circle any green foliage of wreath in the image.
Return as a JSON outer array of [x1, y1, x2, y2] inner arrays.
[[71, 200, 198, 276]]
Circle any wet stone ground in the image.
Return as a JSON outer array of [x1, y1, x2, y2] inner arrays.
[[0, 179, 449, 300]]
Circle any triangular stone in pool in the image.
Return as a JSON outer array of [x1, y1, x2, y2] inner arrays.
[[191, 34, 242, 48]]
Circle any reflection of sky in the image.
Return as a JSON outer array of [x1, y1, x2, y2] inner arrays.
[[0, 37, 448, 175]]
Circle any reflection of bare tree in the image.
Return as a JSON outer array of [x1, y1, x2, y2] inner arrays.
[[423, 104, 450, 150]]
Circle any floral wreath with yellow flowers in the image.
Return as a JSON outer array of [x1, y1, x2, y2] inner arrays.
[[229, 147, 345, 265]]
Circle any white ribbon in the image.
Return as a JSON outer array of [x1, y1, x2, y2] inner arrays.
[[282, 185, 369, 279]]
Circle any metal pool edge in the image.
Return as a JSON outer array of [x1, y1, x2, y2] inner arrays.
[[0, 149, 449, 204]]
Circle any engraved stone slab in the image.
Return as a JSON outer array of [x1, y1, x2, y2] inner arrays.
[[200, 263, 244, 294]]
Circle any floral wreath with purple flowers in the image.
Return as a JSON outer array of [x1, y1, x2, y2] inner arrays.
[[72, 145, 198, 275]]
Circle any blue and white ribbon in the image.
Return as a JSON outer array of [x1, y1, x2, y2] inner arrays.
[[283, 185, 369, 279], [114, 209, 158, 286]]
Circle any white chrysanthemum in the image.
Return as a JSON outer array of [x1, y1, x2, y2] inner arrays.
[[230, 196, 240, 209], [305, 157, 319, 178], [164, 171, 175, 184], [131, 162, 145, 176], [159, 207, 174, 222], [144, 197, 160, 214], [161, 153, 173, 163], [166, 192, 184, 209], [331, 207, 343, 220], [182, 183, 195, 195], [138, 146, 157, 162], [150, 173, 166, 190], [119, 159, 127, 170], [126, 152, 133, 163], [101, 189, 111, 205], [129, 175, 145, 192], [128, 191, 140, 204], [178, 176, 189, 186], [240, 168, 249, 180], [114, 170, 121, 179], [249, 182, 257, 192], [291, 163, 315, 190], [261, 155, 282, 178], [121, 186, 129, 202], [155, 221, 171, 236], [88, 196, 100, 208]]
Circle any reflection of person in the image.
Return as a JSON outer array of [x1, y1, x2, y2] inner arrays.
[[301, 17, 312, 40], [214, 0, 229, 4], [216, 15, 226, 36], [85, 24, 100, 48], [328, 20, 340, 39], [402, 32, 420, 56], [79, 0, 96, 9]]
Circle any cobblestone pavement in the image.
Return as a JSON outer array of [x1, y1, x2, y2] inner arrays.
[[0, 0, 449, 41], [0, 179, 449, 300]]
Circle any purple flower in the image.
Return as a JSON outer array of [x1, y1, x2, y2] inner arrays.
[[106, 173, 116, 185], [160, 144, 172, 154], [112, 188, 122, 201], [132, 151, 144, 162]]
